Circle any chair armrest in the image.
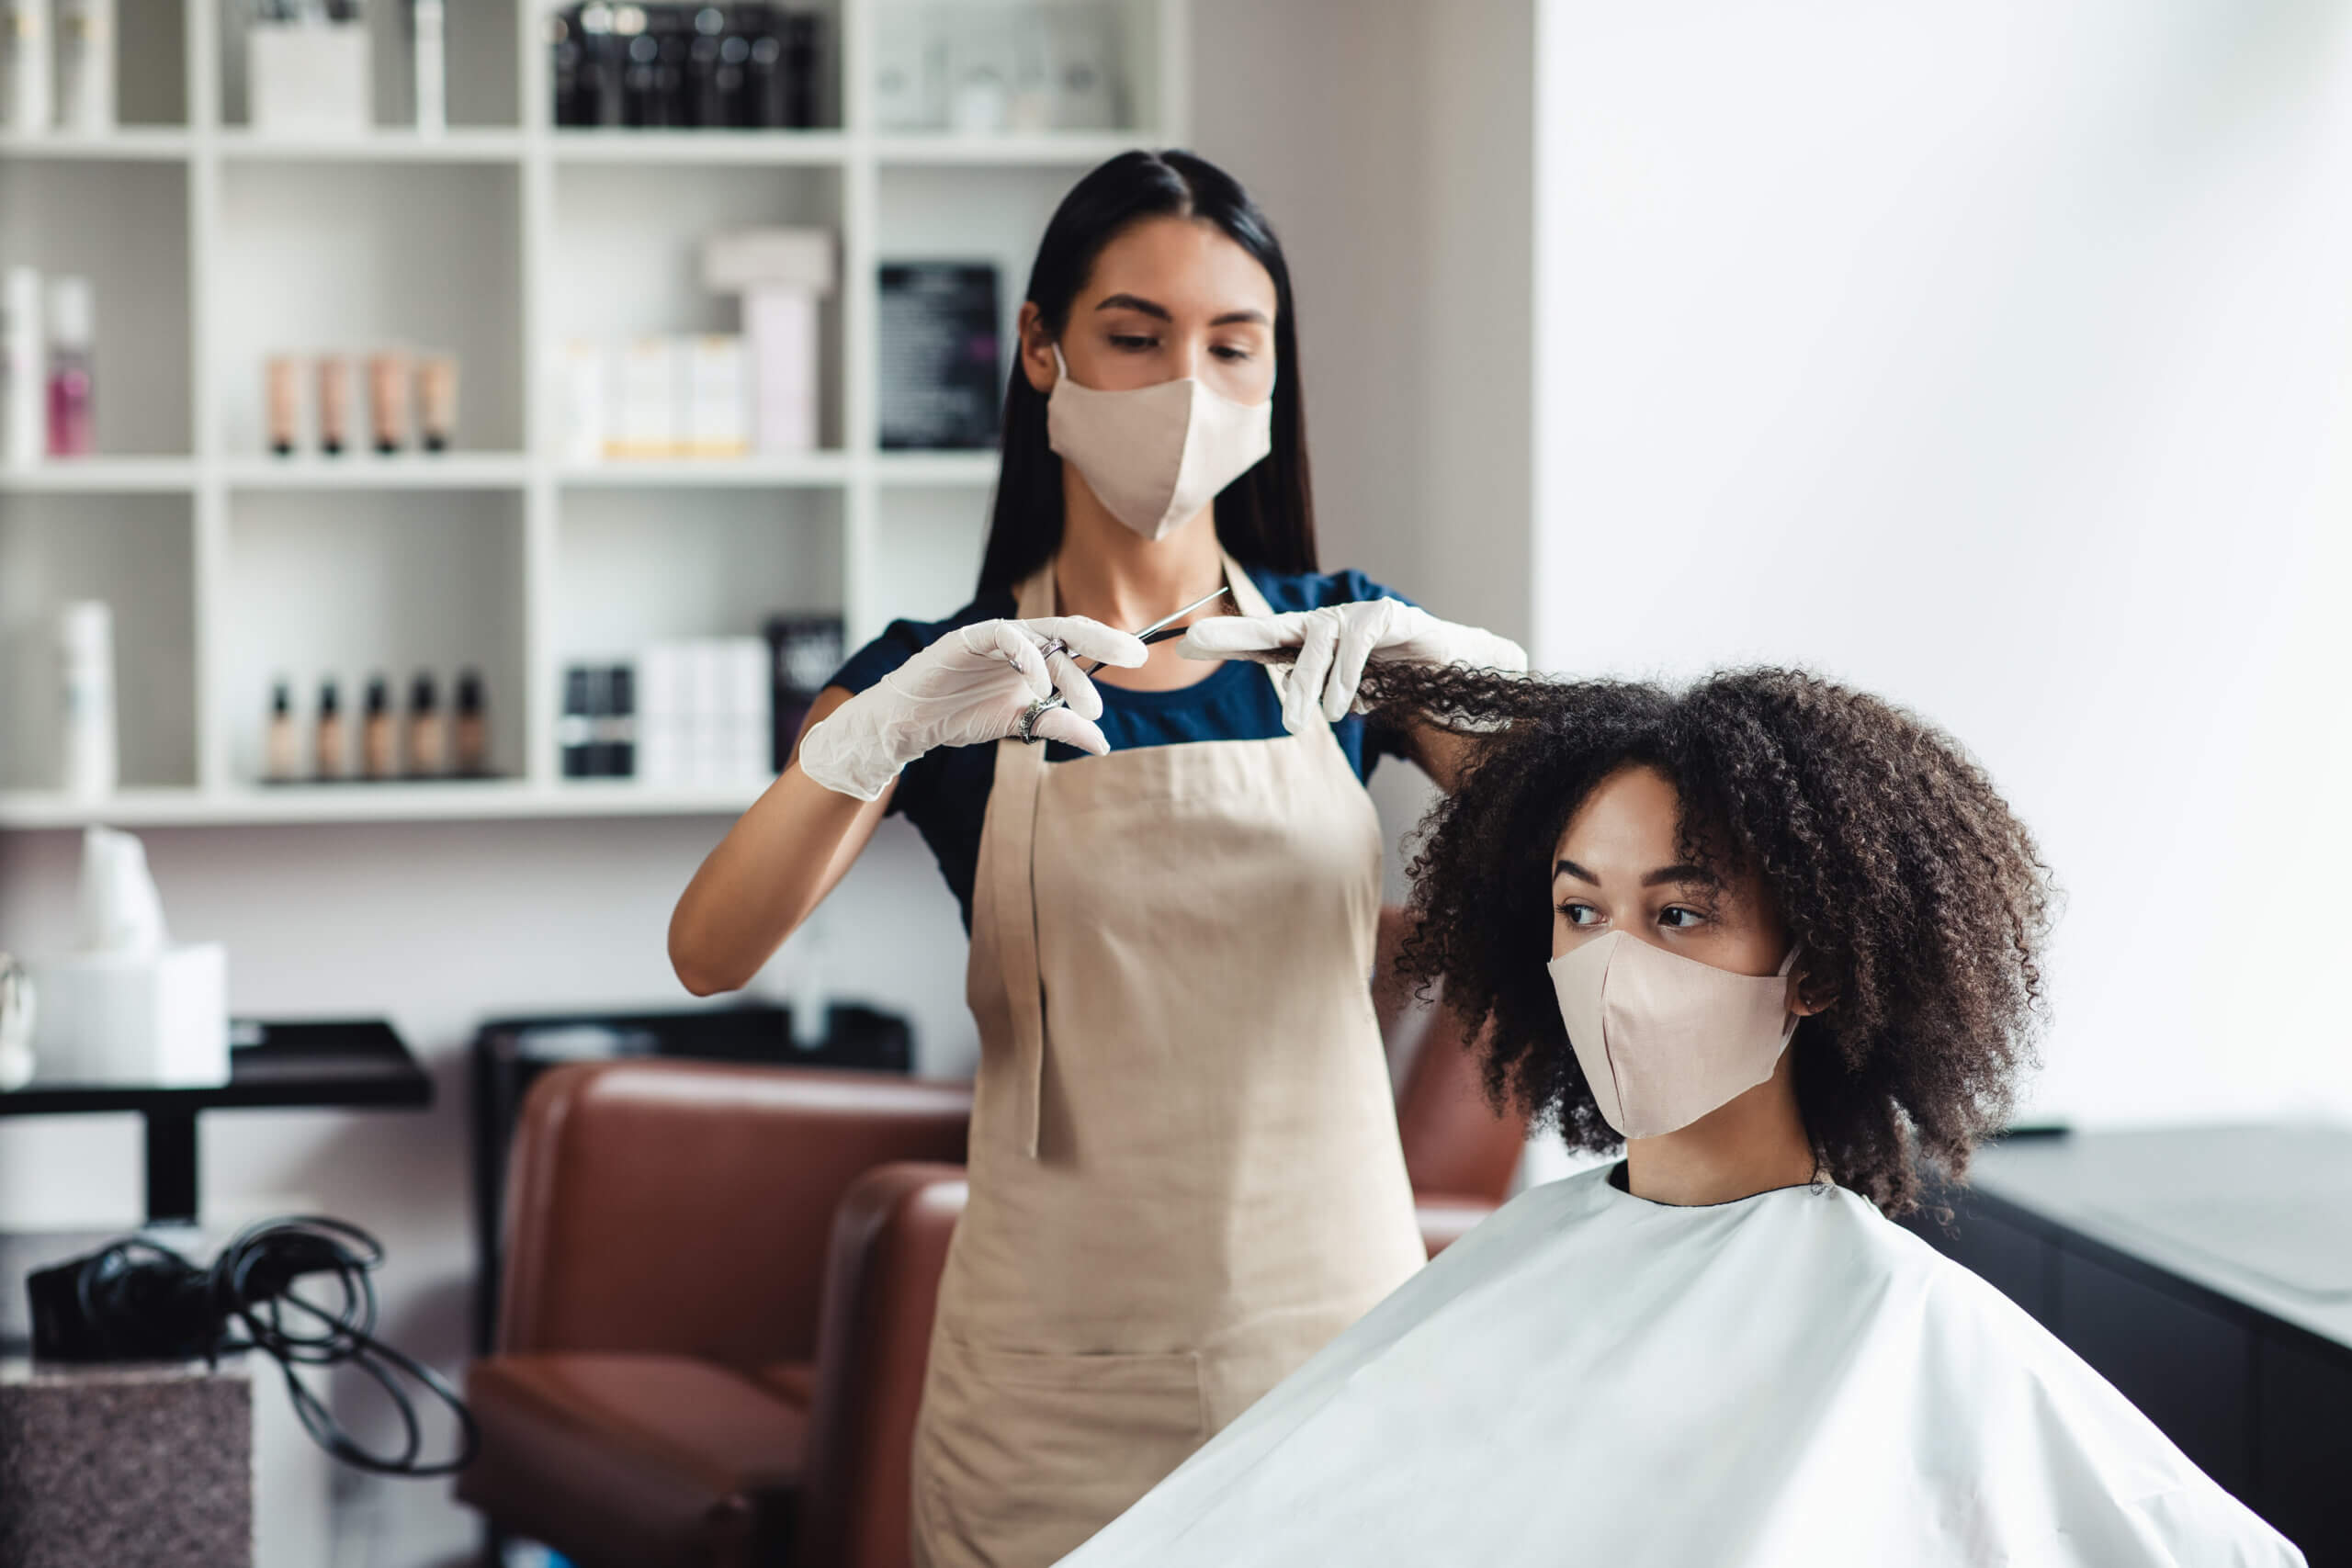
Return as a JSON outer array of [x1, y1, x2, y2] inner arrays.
[[497, 1059, 969, 1366]]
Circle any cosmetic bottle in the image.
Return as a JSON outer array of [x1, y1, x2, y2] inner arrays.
[[315, 678, 346, 780], [406, 670, 445, 776], [413, 0, 445, 133], [55, 0, 111, 130], [368, 351, 409, 454], [3, 0, 51, 133], [266, 355, 301, 456], [317, 355, 350, 456], [45, 276, 93, 457], [4, 266, 40, 468], [361, 674, 396, 779], [56, 601, 116, 799], [264, 680, 300, 782], [418, 354, 458, 452], [454, 667, 488, 776]]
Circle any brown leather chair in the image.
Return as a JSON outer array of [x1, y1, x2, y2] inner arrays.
[[457, 1061, 971, 1568]]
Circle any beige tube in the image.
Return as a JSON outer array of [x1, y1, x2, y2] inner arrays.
[[265, 356, 302, 456], [419, 354, 458, 453], [369, 352, 411, 455], [317, 356, 350, 457]]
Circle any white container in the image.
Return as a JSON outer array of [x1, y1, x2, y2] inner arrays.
[[30, 943, 230, 1088], [54, 0, 109, 130], [609, 337, 680, 458], [57, 602, 117, 798], [248, 20, 370, 135], [3, 265, 40, 468], [744, 289, 820, 454], [1, 0, 51, 132], [727, 637, 771, 783]]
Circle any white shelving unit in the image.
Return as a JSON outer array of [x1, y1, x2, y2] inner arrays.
[[0, 0, 1189, 829]]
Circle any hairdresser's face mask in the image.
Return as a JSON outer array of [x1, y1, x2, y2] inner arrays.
[[1549, 931, 1801, 1140], [1046, 344, 1274, 541]]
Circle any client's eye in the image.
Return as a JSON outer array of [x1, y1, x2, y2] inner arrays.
[[1109, 333, 1158, 351], [1658, 906, 1708, 930], [1556, 901, 1601, 927]]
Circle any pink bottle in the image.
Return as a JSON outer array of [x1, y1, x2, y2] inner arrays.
[[46, 276, 94, 458]]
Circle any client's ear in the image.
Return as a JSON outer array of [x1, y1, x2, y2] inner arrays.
[[1790, 966, 1838, 1018], [1017, 302, 1057, 395]]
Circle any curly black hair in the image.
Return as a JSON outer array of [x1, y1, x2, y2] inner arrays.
[[1366, 663, 2055, 1217]]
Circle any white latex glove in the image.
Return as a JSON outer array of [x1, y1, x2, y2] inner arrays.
[[798, 617, 1148, 800], [1179, 599, 1528, 734]]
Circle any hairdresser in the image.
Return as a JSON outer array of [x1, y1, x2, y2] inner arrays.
[[668, 150, 1524, 1568]]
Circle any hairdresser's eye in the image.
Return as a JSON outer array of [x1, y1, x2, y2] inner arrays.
[[1109, 333, 1158, 352], [1556, 901, 1602, 927], [1658, 906, 1708, 930]]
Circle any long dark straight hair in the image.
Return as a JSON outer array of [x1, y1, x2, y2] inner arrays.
[[975, 150, 1318, 594]]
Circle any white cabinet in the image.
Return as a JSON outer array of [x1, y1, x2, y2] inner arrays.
[[0, 0, 1188, 828]]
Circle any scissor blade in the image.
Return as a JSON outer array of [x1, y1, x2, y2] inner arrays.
[[1129, 585, 1233, 643]]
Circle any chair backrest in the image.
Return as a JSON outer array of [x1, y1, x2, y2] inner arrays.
[[796, 1162, 969, 1568], [498, 1059, 971, 1367]]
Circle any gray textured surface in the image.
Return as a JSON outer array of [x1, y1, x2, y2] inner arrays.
[[0, 1358, 253, 1568], [1972, 1123, 2352, 1349]]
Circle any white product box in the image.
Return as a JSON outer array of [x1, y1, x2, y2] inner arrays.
[[684, 335, 750, 457], [745, 289, 820, 455], [703, 228, 837, 295], [248, 22, 371, 136], [689, 639, 731, 786], [609, 337, 680, 458], [727, 637, 772, 783], [31, 942, 229, 1088], [635, 642, 692, 787]]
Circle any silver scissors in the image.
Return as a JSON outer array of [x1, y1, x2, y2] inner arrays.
[[1013, 585, 1234, 744]]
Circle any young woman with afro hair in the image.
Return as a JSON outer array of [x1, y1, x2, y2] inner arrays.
[[1055, 665, 2301, 1568]]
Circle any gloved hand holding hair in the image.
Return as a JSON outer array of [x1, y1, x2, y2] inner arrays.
[[1178, 598, 1528, 735], [797, 616, 1148, 800]]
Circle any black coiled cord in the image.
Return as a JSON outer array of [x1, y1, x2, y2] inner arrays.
[[68, 1215, 479, 1478]]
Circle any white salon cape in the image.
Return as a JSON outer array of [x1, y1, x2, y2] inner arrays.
[[1055, 1164, 2304, 1568]]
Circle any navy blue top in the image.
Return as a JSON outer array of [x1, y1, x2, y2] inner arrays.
[[828, 565, 1415, 930]]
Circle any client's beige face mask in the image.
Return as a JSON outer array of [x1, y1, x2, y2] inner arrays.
[[1046, 345, 1274, 541], [1548, 931, 1800, 1140]]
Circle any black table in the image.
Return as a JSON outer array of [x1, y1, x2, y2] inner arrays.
[[0, 1021, 430, 1224]]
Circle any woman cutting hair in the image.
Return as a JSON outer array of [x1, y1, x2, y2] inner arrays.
[[1054, 666, 2301, 1568], [667, 150, 1524, 1568]]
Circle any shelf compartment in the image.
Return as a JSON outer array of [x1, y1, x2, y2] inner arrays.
[[549, 160, 845, 451], [873, 484, 989, 627], [556, 486, 844, 659], [0, 155, 192, 457], [218, 0, 518, 131], [218, 491, 526, 789], [214, 160, 523, 457], [0, 491, 198, 792]]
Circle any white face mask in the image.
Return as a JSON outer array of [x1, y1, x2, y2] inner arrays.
[[1045, 345, 1274, 541], [1547, 931, 1802, 1140]]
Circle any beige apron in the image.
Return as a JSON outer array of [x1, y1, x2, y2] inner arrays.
[[907, 556, 1427, 1568]]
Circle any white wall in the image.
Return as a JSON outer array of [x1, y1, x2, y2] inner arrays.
[[1534, 1, 2352, 1125]]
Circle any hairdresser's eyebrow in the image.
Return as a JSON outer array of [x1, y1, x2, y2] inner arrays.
[[1093, 294, 1271, 328], [1642, 863, 1722, 889], [1095, 292, 1172, 321]]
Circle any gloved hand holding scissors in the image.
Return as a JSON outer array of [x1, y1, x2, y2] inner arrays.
[[1178, 598, 1529, 735], [798, 617, 1148, 801]]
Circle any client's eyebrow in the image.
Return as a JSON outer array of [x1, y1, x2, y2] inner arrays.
[[1554, 858, 1722, 888]]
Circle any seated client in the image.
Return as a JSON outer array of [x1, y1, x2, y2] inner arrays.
[[1056, 666, 2302, 1568]]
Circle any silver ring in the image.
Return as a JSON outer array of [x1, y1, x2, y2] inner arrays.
[[1014, 698, 1050, 744]]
